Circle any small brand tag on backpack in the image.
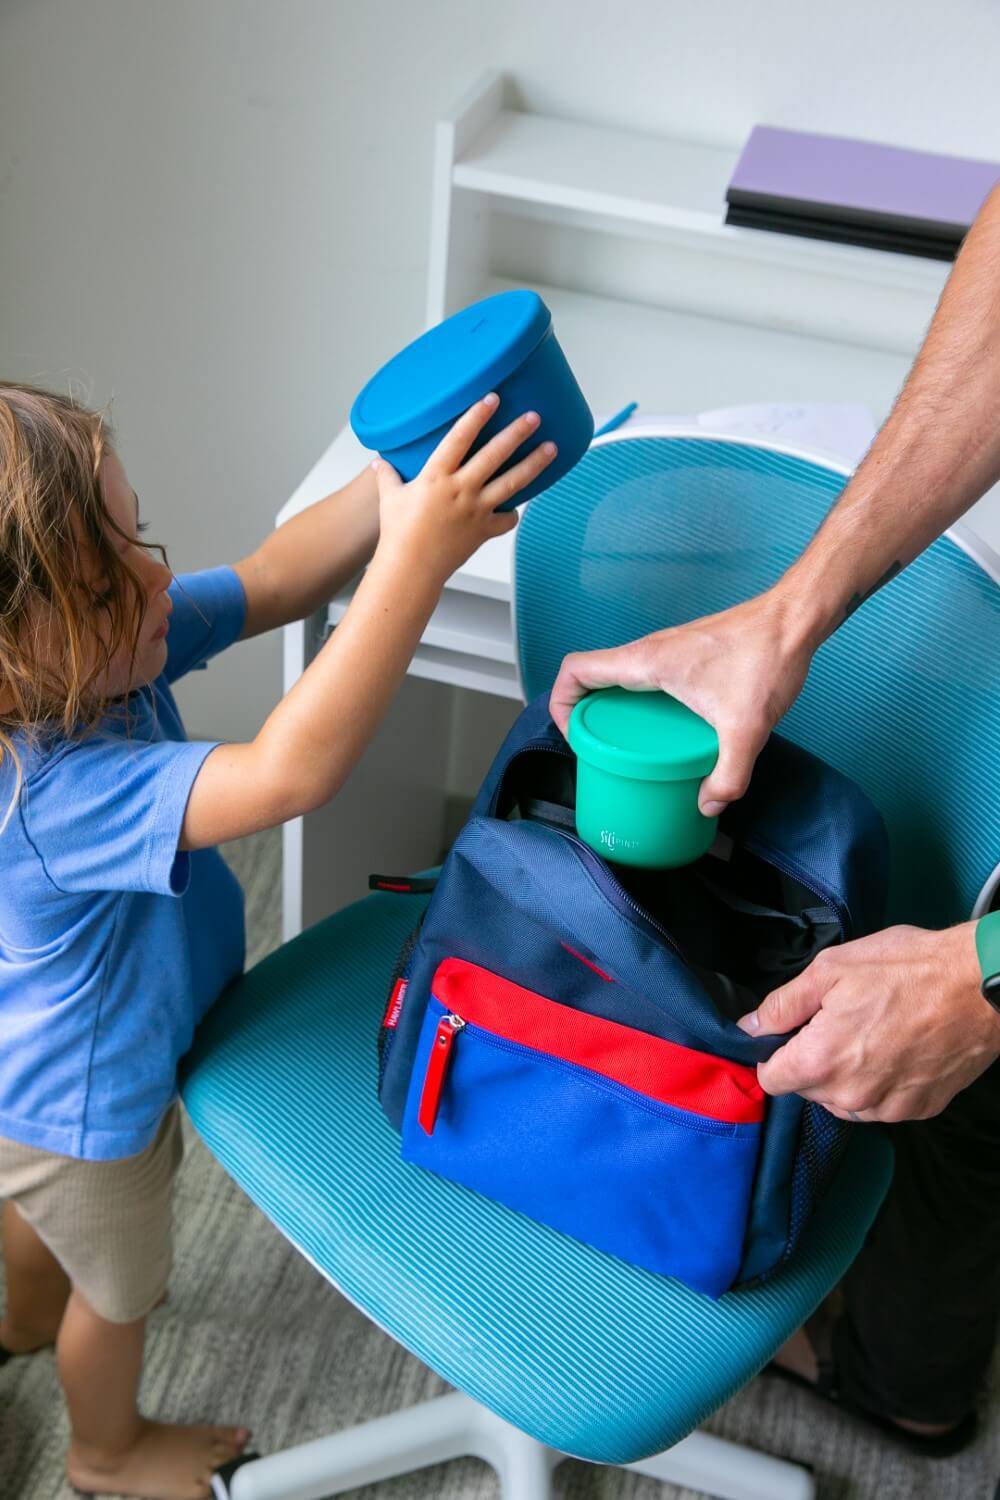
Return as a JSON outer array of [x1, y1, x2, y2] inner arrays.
[[383, 978, 408, 1030]]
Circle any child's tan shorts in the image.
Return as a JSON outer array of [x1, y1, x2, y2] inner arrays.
[[0, 1103, 183, 1324]]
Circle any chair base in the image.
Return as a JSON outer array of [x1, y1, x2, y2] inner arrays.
[[217, 1390, 815, 1500]]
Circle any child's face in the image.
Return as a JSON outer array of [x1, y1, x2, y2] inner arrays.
[[90, 452, 174, 696]]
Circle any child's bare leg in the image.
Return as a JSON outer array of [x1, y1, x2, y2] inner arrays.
[[1, 1201, 71, 1353], [59, 1289, 249, 1500]]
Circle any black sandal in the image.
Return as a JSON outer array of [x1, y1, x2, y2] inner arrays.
[[210, 1452, 261, 1498], [764, 1301, 978, 1459], [0, 1335, 53, 1368]]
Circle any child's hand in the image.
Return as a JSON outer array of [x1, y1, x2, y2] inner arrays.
[[182, 397, 555, 849], [373, 394, 557, 582]]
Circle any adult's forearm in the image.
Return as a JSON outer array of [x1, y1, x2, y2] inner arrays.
[[775, 182, 1000, 651]]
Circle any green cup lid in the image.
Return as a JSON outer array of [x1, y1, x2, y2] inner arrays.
[[568, 687, 719, 782]]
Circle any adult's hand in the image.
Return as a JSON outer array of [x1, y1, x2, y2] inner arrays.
[[738, 923, 999, 1123], [549, 588, 819, 816]]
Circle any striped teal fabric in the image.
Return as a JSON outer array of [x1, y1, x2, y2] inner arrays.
[[517, 436, 1000, 927], [183, 889, 892, 1463]]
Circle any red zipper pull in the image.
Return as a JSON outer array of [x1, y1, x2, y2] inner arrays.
[[418, 1013, 464, 1135]]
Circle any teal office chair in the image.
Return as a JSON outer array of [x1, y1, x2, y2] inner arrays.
[[185, 431, 1000, 1500]]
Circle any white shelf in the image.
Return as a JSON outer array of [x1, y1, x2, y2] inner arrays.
[[453, 110, 731, 235], [408, 643, 520, 700], [328, 580, 514, 664], [454, 107, 950, 295]]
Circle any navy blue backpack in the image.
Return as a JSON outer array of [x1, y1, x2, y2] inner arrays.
[[377, 694, 888, 1298]]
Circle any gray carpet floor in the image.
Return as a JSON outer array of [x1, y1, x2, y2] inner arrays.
[[2, 827, 999, 1499]]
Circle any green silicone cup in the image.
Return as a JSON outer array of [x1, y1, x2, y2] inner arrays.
[[568, 688, 719, 869]]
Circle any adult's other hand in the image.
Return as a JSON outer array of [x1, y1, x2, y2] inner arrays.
[[738, 923, 999, 1123]]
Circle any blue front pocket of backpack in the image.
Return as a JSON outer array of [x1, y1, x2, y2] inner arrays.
[[401, 961, 763, 1297]]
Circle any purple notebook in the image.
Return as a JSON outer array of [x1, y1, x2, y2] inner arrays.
[[726, 126, 1000, 260]]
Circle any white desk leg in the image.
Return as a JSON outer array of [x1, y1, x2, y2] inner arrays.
[[281, 615, 311, 942], [282, 814, 305, 945]]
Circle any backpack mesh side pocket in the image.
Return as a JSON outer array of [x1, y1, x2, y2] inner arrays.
[[784, 1102, 852, 1260]]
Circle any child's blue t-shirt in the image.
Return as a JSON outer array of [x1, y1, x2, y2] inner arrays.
[[0, 566, 248, 1161]]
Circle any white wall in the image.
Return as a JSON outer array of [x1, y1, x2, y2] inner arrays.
[[2, 0, 1000, 740]]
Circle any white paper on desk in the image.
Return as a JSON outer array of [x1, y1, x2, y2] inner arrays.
[[695, 402, 877, 469]]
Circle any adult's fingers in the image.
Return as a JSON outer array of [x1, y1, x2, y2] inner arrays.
[[481, 440, 557, 510], [738, 955, 833, 1039], [815, 1101, 874, 1123], [771, 1075, 889, 1122], [698, 719, 767, 818], [461, 410, 542, 486], [428, 394, 500, 473], [548, 645, 647, 736], [755, 1026, 832, 1097]]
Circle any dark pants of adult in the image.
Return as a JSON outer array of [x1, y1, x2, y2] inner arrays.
[[834, 1058, 1000, 1424]]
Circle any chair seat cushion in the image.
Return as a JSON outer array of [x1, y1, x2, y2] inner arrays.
[[182, 888, 893, 1464]]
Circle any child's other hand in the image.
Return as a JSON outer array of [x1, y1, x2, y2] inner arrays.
[[373, 394, 557, 582]]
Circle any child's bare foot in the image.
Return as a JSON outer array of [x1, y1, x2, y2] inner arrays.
[[67, 1418, 251, 1500]]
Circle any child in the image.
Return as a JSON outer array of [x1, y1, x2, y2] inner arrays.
[[0, 382, 554, 1500]]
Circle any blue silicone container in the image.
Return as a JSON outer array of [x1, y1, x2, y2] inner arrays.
[[350, 290, 594, 509]]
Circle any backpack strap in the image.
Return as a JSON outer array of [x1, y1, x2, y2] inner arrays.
[[517, 796, 577, 831]]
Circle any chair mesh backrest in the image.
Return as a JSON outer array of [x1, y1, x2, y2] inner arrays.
[[515, 435, 1000, 928]]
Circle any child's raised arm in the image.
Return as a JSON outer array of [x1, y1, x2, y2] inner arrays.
[[232, 465, 381, 640], [180, 398, 554, 850]]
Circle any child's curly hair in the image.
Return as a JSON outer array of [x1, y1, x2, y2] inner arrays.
[[0, 383, 163, 821]]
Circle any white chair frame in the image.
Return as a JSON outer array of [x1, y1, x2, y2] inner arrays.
[[218, 1389, 813, 1500]]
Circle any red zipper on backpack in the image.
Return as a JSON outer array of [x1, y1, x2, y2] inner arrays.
[[417, 1012, 466, 1133], [416, 958, 765, 1137]]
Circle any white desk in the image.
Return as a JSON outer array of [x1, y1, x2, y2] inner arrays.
[[280, 71, 961, 941]]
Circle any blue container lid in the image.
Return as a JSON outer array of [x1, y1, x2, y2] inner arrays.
[[351, 290, 552, 451]]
